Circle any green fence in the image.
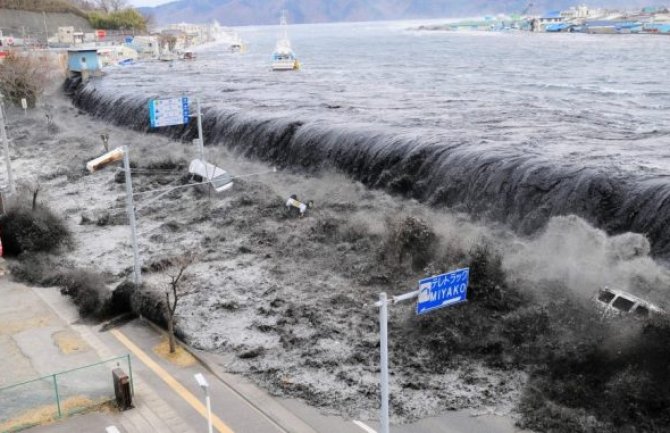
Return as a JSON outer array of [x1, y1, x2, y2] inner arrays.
[[0, 354, 133, 433]]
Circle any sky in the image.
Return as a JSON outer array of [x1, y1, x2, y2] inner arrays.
[[128, 0, 169, 7]]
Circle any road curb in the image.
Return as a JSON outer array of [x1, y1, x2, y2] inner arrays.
[[138, 317, 320, 433]]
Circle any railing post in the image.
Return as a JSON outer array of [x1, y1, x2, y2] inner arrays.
[[52, 374, 62, 418], [127, 354, 134, 396]]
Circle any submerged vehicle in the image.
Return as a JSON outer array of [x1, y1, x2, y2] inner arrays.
[[594, 287, 665, 319], [188, 159, 233, 193], [272, 11, 300, 71]]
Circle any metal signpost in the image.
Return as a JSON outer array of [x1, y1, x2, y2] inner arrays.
[[148, 95, 205, 165], [375, 267, 470, 433], [148, 97, 190, 128], [195, 98, 205, 163]]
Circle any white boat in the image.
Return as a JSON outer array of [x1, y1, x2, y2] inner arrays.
[[272, 11, 300, 71]]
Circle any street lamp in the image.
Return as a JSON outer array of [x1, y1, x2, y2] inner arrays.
[[194, 373, 213, 433], [86, 146, 142, 285]]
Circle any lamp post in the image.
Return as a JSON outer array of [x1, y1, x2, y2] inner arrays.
[[194, 373, 213, 433], [86, 146, 141, 285]]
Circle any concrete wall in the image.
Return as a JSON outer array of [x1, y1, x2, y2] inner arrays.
[[0, 9, 92, 41]]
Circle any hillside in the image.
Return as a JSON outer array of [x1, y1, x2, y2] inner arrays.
[[141, 0, 662, 25], [0, 0, 86, 17]]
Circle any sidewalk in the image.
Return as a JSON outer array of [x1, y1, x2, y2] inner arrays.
[[0, 278, 198, 433], [23, 281, 316, 433], [1, 278, 532, 433]]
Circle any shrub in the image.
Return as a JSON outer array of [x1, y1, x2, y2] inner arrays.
[[0, 205, 70, 256], [7, 253, 54, 284], [0, 52, 49, 107], [381, 215, 437, 271], [47, 270, 110, 318], [467, 244, 525, 311], [88, 8, 147, 31], [109, 280, 136, 316]]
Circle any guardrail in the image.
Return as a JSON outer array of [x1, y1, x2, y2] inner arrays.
[[0, 354, 133, 432]]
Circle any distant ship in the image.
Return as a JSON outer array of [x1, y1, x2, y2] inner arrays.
[[272, 11, 300, 71]]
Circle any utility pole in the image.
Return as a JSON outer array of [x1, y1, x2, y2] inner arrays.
[[122, 146, 142, 285], [0, 94, 16, 194]]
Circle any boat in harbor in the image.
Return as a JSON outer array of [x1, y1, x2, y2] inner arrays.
[[272, 11, 300, 71]]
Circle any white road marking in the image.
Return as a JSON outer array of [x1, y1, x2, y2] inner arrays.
[[353, 420, 378, 433]]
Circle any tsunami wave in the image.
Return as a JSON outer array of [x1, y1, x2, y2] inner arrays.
[[67, 77, 670, 259]]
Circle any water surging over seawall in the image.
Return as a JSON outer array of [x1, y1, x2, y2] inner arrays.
[[69, 79, 670, 258]]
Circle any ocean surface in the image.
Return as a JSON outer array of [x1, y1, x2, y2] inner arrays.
[[76, 21, 670, 255]]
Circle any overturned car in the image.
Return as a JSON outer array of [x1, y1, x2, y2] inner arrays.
[[594, 287, 665, 319]]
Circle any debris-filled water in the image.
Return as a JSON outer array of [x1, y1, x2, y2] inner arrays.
[[11, 20, 670, 432], [74, 21, 670, 256]]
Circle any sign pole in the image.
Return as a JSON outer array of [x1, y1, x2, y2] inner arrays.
[[373, 268, 469, 433], [122, 146, 142, 286], [196, 98, 205, 163], [379, 292, 390, 433], [0, 94, 15, 194]]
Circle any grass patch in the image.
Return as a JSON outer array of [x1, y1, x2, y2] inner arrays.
[[0, 396, 112, 433], [153, 337, 196, 367], [52, 330, 90, 355]]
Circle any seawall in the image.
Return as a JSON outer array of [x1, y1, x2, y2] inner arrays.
[[66, 77, 670, 259]]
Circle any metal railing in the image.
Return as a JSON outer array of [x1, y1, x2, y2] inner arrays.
[[0, 355, 133, 433]]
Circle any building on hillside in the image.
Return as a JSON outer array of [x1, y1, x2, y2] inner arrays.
[[128, 35, 160, 59], [561, 5, 599, 20], [58, 26, 75, 44]]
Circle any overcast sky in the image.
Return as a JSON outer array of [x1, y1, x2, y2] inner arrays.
[[128, 0, 169, 7]]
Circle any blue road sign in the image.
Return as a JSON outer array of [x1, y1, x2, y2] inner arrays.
[[149, 97, 190, 128], [416, 268, 469, 315]]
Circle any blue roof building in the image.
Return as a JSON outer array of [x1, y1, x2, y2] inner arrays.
[[67, 48, 101, 75], [542, 10, 563, 19]]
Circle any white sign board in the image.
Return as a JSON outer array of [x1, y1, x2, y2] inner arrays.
[[149, 97, 190, 128]]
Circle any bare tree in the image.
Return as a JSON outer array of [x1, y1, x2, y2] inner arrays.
[[0, 53, 48, 108], [31, 181, 41, 210], [95, 0, 128, 12], [71, 0, 96, 10], [164, 253, 195, 354]]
